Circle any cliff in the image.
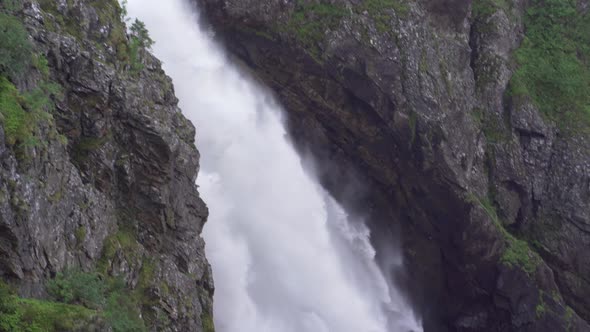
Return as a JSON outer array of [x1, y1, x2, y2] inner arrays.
[[193, 0, 590, 331], [0, 1, 213, 331]]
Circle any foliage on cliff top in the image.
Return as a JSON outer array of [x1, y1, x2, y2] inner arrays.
[[510, 0, 590, 132]]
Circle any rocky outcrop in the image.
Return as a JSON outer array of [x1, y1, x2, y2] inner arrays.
[[193, 0, 590, 331], [0, 1, 212, 331]]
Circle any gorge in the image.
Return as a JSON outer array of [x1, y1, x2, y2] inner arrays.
[[0, 0, 589, 331]]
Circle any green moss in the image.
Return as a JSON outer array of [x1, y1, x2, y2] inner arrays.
[[509, 0, 590, 133], [75, 226, 87, 245], [501, 238, 540, 275], [201, 312, 215, 332], [286, 1, 347, 58], [97, 228, 140, 275], [468, 193, 541, 275], [355, 0, 409, 32]]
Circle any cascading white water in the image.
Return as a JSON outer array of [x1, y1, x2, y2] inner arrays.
[[127, 1, 422, 331]]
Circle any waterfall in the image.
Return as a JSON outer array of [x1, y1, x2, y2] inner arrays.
[[127, 1, 422, 331]]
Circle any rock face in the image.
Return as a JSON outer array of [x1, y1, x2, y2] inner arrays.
[[0, 1, 213, 331], [193, 0, 590, 331]]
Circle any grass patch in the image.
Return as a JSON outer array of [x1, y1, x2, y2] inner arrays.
[[509, 0, 590, 133]]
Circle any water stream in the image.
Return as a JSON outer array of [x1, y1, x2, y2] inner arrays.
[[127, 1, 422, 331]]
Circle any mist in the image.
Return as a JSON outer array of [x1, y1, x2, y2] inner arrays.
[[126, 0, 422, 331]]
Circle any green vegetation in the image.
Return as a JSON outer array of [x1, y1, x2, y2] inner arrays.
[[75, 226, 87, 245], [0, 12, 32, 79], [47, 270, 106, 309], [472, 0, 510, 19], [501, 238, 540, 275], [0, 8, 63, 162], [285, 0, 409, 56], [509, 0, 590, 132], [97, 229, 140, 275], [287, 2, 347, 57], [468, 193, 541, 275], [127, 19, 154, 73], [0, 77, 58, 148], [536, 302, 546, 318], [201, 312, 215, 332], [72, 136, 109, 164], [32, 54, 50, 79], [356, 0, 409, 32], [0, 280, 99, 332], [0, 0, 22, 13], [0, 77, 28, 145], [37, 0, 84, 40], [46, 270, 146, 332]]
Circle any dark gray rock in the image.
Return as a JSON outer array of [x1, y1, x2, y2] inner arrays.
[[192, 0, 590, 330], [0, 1, 213, 331]]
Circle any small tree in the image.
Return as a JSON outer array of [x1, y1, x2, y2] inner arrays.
[[130, 19, 154, 49]]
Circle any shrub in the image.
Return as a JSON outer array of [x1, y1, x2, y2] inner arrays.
[[44, 269, 148, 331], [0, 76, 29, 145], [0, 12, 32, 79], [47, 270, 106, 309]]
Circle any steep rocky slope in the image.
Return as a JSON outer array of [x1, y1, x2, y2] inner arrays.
[[193, 0, 590, 331], [0, 1, 213, 331]]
